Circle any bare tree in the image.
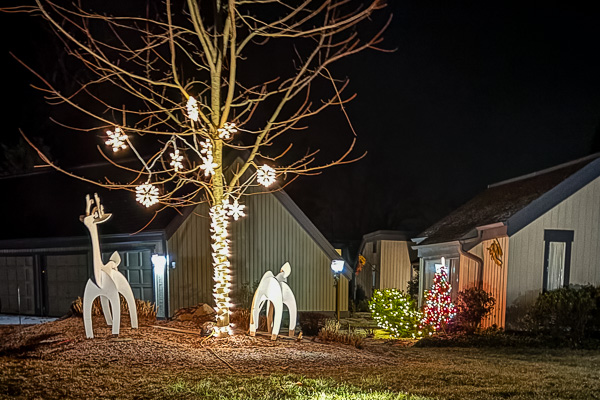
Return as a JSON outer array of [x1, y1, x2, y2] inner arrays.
[[3, 0, 389, 335]]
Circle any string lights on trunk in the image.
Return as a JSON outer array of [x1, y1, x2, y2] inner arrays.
[[210, 203, 233, 336]]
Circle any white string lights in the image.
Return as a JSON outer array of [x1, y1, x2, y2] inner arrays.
[[257, 165, 276, 187], [210, 203, 233, 336], [105, 127, 128, 152], [170, 148, 184, 172], [135, 182, 159, 207]]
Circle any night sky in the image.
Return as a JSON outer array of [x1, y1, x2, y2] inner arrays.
[[2, 2, 600, 244]]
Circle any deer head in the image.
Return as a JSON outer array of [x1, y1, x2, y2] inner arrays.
[[80, 193, 112, 226]]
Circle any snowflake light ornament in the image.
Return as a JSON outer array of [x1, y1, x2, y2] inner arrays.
[[199, 139, 218, 177], [257, 165, 276, 187], [201, 157, 218, 177], [170, 148, 184, 172], [186, 96, 199, 122], [135, 182, 159, 207], [217, 122, 237, 140], [200, 139, 212, 155], [105, 127, 128, 152], [226, 198, 246, 221]]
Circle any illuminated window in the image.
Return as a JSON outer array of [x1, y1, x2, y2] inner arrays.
[[543, 230, 574, 291]]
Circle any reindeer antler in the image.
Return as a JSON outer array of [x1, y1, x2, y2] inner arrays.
[[80, 193, 112, 224], [94, 193, 104, 218], [85, 194, 93, 216]]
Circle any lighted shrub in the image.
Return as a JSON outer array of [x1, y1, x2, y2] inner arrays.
[[369, 289, 423, 338], [455, 287, 496, 334]]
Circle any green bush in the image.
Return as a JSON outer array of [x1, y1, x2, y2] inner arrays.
[[455, 287, 496, 333], [527, 285, 597, 343], [369, 289, 423, 338]]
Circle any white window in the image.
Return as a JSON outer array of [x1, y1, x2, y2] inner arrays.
[[546, 242, 566, 291], [543, 230, 574, 291]]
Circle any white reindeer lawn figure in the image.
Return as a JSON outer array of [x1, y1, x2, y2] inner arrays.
[[81, 193, 138, 338], [249, 262, 297, 340]]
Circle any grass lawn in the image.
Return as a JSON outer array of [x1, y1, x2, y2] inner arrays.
[[2, 345, 599, 399]]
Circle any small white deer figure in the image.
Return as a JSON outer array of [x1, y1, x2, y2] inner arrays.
[[81, 193, 138, 338], [249, 262, 297, 340]]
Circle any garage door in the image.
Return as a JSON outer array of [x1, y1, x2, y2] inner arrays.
[[0, 256, 35, 315], [104, 250, 153, 302], [45, 254, 89, 317]]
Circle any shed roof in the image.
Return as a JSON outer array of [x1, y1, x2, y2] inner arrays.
[[415, 154, 600, 246]]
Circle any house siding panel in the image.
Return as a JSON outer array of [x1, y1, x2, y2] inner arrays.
[[167, 191, 345, 316], [479, 237, 509, 328], [379, 240, 413, 292], [507, 175, 600, 326]]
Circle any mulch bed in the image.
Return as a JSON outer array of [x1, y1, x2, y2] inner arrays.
[[0, 316, 395, 374]]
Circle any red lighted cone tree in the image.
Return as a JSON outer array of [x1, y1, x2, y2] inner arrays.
[[421, 266, 457, 333]]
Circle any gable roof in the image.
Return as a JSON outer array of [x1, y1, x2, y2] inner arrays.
[[357, 229, 415, 255], [415, 154, 600, 246]]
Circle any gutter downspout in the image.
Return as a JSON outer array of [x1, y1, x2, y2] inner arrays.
[[458, 231, 484, 289]]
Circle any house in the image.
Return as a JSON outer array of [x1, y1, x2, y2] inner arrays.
[[0, 164, 349, 319], [412, 154, 600, 328], [354, 230, 417, 300]]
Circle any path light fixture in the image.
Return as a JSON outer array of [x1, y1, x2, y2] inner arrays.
[[330, 259, 344, 322]]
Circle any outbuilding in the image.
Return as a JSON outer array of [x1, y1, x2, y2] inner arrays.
[[354, 230, 417, 300]]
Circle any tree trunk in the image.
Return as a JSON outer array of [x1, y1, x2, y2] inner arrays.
[[210, 201, 231, 336]]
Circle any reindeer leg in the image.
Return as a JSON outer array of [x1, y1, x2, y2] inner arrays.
[[283, 284, 297, 337], [271, 300, 283, 341], [109, 291, 121, 335], [266, 301, 274, 334], [100, 295, 113, 326], [249, 295, 263, 336], [112, 271, 138, 329], [83, 280, 99, 339]]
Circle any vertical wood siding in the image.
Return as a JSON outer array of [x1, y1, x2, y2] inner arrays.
[[459, 239, 509, 328], [167, 192, 346, 315], [379, 240, 413, 292], [480, 237, 509, 328], [506, 175, 600, 326], [459, 244, 482, 291]]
